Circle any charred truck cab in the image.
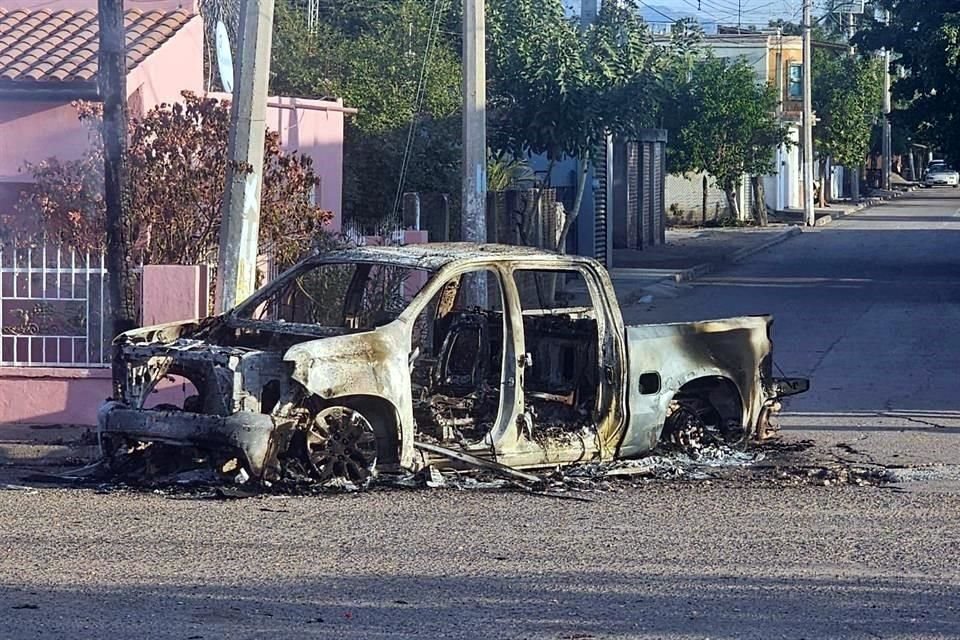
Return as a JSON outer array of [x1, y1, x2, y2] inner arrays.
[[99, 243, 808, 483]]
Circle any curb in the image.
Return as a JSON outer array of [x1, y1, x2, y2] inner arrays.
[[627, 226, 803, 297], [808, 187, 914, 226], [622, 188, 915, 304], [673, 226, 801, 280]]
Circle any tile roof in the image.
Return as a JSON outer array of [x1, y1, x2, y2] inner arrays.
[[0, 8, 193, 95]]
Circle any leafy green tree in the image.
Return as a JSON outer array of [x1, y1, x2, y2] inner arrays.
[[813, 49, 884, 205], [664, 56, 788, 222], [270, 0, 462, 223], [857, 1, 960, 163], [271, 0, 460, 132], [486, 0, 667, 251]]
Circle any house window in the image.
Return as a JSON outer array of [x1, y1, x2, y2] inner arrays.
[[787, 63, 803, 100]]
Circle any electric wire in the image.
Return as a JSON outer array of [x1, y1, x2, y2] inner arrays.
[[389, 0, 449, 221]]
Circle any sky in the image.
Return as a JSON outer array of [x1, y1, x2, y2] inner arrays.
[[637, 1, 802, 28], [564, 1, 856, 34]]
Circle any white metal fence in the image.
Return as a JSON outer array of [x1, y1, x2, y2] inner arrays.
[[0, 243, 111, 367]]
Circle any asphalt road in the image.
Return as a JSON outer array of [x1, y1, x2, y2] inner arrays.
[[3, 190, 960, 640], [623, 188, 960, 477]]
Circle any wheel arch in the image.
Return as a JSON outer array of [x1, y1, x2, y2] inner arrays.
[[656, 374, 746, 442]]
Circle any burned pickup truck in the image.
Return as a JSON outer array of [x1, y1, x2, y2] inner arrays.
[[98, 243, 808, 484]]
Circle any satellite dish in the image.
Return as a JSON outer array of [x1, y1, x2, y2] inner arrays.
[[215, 20, 234, 93]]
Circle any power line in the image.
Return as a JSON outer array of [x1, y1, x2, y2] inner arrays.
[[390, 0, 449, 220], [675, 0, 723, 22], [636, 0, 682, 22]]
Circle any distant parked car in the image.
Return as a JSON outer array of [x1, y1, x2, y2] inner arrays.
[[924, 164, 959, 188]]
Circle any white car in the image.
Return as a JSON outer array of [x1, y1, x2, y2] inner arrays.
[[924, 164, 959, 187]]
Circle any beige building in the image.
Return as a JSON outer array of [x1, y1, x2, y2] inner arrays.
[[664, 31, 805, 221]]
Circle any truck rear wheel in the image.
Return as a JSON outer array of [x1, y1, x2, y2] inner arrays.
[[661, 378, 745, 450]]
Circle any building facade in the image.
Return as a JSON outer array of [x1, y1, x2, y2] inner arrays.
[[664, 32, 805, 219]]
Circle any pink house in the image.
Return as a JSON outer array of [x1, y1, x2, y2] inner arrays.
[[0, 0, 348, 228], [0, 0, 350, 425]]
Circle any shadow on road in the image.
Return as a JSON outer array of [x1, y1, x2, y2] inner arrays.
[[2, 571, 959, 639]]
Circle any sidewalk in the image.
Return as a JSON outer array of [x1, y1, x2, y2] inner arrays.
[[608, 189, 911, 306], [773, 185, 915, 226], [608, 225, 801, 305]]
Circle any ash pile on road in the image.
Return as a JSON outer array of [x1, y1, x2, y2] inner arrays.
[[28, 432, 894, 499], [33, 439, 775, 500]]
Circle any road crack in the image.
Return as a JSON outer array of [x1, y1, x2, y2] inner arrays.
[[880, 413, 947, 429]]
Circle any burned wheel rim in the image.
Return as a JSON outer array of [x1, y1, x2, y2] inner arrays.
[[663, 397, 747, 450], [662, 399, 707, 450], [304, 406, 377, 483]]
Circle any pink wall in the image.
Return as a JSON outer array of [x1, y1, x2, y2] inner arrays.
[[141, 264, 211, 326], [207, 92, 347, 230], [0, 367, 112, 425], [127, 15, 205, 114], [0, 101, 96, 181]]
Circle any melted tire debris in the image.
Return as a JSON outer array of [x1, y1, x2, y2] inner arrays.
[[17, 434, 907, 500]]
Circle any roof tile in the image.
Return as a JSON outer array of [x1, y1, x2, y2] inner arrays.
[[0, 8, 193, 85]]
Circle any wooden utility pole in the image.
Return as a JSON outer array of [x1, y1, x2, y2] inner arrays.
[[215, 0, 276, 312], [97, 0, 138, 341], [801, 0, 816, 226], [461, 0, 487, 305]]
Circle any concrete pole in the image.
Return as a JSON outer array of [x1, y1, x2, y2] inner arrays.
[[214, 0, 275, 313], [461, 0, 487, 305], [881, 11, 892, 191], [802, 0, 816, 226]]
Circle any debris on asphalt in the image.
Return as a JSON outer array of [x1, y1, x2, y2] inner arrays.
[[413, 440, 545, 485]]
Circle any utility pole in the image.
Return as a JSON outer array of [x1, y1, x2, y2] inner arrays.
[[215, 0, 276, 313], [461, 0, 487, 304], [98, 0, 138, 342], [802, 0, 815, 226], [847, 10, 860, 202], [881, 9, 892, 191], [847, 11, 855, 52]]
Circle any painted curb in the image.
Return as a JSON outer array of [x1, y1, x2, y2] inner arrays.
[[811, 188, 914, 226]]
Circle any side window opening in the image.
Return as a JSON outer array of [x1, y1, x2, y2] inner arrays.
[[513, 269, 601, 437], [409, 270, 506, 446], [249, 262, 430, 330]]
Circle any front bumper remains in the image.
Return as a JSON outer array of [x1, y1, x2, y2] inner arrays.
[[771, 377, 809, 397], [98, 401, 286, 478], [757, 376, 809, 439]]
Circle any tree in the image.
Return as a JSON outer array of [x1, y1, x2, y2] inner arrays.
[[270, 0, 462, 222], [486, 0, 667, 252], [857, 1, 960, 163], [813, 49, 884, 206], [17, 93, 330, 267], [664, 56, 788, 222]]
